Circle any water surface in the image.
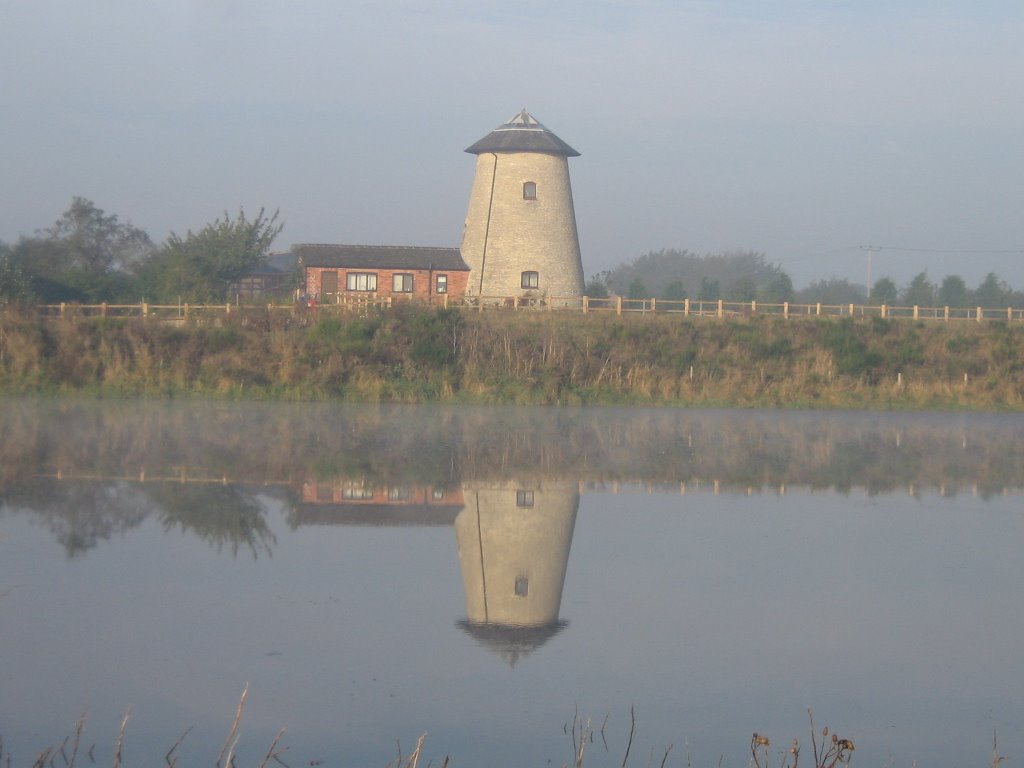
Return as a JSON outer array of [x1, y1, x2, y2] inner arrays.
[[1, 401, 1022, 767]]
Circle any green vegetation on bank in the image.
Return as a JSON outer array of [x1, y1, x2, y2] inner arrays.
[[2, 304, 1023, 409]]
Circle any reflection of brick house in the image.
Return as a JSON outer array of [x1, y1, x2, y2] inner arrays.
[[294, 244, 470, 303], [293, 480, 466, 527]]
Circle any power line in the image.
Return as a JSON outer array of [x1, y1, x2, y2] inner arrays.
[[858, 245, 1023, 255]]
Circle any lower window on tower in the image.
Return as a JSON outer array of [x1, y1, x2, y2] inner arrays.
[[521, 271, 539, 289]]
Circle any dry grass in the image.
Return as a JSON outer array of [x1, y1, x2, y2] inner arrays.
[[2, 306, 1024, 409]]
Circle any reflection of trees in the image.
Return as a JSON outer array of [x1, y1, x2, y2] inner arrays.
[[144, 484, 277, 559], [0, 480, 149, 557], [0, 478, 277, 559], [1, 400, 1022, 503]]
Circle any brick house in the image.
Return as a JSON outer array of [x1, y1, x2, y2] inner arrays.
[[294, 244, 470, 304]]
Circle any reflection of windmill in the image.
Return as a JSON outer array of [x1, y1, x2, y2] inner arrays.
[[455, 483, 579, 667]]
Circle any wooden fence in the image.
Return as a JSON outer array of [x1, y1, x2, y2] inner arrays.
[[27, 296, 1024, 322]]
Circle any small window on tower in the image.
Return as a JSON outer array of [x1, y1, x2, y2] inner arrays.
[[515, 577, 529, 597], [523, 181, 537, 200], [521, 271, 539, 290]]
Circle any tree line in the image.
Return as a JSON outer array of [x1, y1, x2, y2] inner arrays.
[[588, 248, 1024, 308], [0, 197, 285, 304], [3, 202, 1020, 309]]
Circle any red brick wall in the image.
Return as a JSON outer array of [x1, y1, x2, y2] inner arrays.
[[301, 481, 465, 507], [305, 267, 469, 303]]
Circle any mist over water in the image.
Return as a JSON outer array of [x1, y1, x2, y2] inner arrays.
[[1, 401, 1022, 767]]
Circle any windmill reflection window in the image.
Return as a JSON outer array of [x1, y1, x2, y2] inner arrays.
[[515, 577, 529, 597], [516, 490, 535, 507]]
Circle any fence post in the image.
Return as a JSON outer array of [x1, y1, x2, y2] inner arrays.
[[651, 297, 656, 313], [783, 301, 789, 319], [142, 302, 149, 318], [225, 303, 231, 316], [977, 307, 983, 323], [816, 302, 821, 316], [616, 296, 622, 316], [881, 304, 887, 319], [849, 303, 854, 317], [60, 302, 66, 317], [1009, 307, 1013, 322], [913, 305, 919, 320], [684, 298, 690, 317], [184, 303, 189, 319], [944, 306, 949, 321], [101, 302, 108, 317], [750, 300, 756, 314], [583, 295, 589, 314], [717, 299, 724, 318]]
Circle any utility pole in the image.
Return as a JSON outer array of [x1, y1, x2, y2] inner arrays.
[[860, 245, 879, 301]]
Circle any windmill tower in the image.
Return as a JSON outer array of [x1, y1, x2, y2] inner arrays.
[[454, 482, 579, 666], [460, 110, 585, 301]]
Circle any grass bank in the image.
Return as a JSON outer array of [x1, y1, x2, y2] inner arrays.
[[1, 305, 1022, 409]]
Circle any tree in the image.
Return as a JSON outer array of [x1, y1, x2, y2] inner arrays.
[[584, 277, 609, 299], [796, 278, 865, 305], [0, 241, 34, 301], [627, 277, 648, 300], [138, 208, 283, 302], [728, 276, 757, 301], [938, 275, 969, 308], [5, 198, 154, 301], [901, 272, 935, 307], [600, 248, 791, 302], [661, 280, 686, 301], [760, 272, 793, 303], [973, 272, 1008, 308], [698, 277, 720, 300], [43, 196, 153, 273], [871, 277, 898, 305]]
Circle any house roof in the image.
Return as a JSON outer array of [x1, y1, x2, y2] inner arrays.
[[293, 244, 469, 271], [465, 109, 580, 157]]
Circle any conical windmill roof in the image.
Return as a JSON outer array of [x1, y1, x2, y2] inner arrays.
[[465, 109, 580, 157], [456, 619, 569, 668]]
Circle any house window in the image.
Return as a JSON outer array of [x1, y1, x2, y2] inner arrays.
[[392, 273, 414, 293], [523, 181, 537, 200], [432, 488, 445, 501], [521, 271, 539, 289], [341, 483, 375, 500], [388, 486, 410, 501], [515, 577, 529, 597], [435, 274, 448, 294], [516, 490, 534, 507], [346, 272, 378, 292]]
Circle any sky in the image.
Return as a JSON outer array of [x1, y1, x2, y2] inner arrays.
[[2, 0, 1023, 290]]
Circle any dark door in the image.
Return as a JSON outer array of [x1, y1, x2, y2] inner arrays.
[[321, 271, 338, 303]]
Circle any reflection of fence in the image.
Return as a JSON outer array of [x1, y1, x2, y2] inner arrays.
[[32, 298, 1024, 322], [34, 466, 1024, 501], [33, 468, 1020, 499]]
